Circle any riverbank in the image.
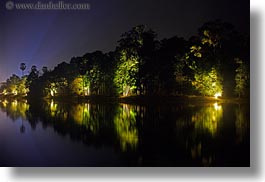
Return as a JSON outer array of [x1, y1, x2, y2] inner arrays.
[[0, 94, 249, 106], [118, 95, 249, 105]]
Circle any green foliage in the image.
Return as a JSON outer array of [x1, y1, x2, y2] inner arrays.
[[89, 65, 103, 94], [0, 22, 249, 99], [234, 58, 249, 98], [190, 45, 202, 58], [114, 50, 139, 96], [192, 68, 223, 96], [0, 74, 29, 96]]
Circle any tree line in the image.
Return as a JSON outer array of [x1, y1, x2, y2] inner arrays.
[[0, 20, 249, 99]]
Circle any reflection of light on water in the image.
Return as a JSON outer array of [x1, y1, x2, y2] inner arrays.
[[213, 102, 222, 111], [50, 100, 58, 117], [114, 104, 139, 151], [0, 99, 29, 119], [70, 103, 100, 133], [83, 103, 90, 114], [235, 105, 248, 144], [191, 143, 202, 159], [71, 103, 90, 125], [11, 100, 18, 107], [192, 103, 223, 136], [189, 103, 223, 166], [2, 99, 8, 107]]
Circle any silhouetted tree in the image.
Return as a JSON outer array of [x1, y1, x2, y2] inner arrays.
[[20, 63, 26, 76]]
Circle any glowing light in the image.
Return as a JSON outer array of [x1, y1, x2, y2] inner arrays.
[[2, 89, 7, 95], [2, 100, 8, 107], [192, 104, 223, 136], [50, 100, 58, 117], [12, 90, 18, 95], [11, 100, 18, 107], [213, 102, 222, 111], [214, 92, 222, 99], [84, 87, 90, 96], [50, 88, 57, 97], [50, 90, 54, 96], [114, 104, 139, 151]]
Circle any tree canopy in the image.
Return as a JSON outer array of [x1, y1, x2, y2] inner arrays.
[[0, 21, 249, 99]]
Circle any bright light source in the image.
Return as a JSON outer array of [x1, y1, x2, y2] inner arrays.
[[214, 92, 222, 99], [213, 102, 222, 111], [50, 88, 57, 97], [2, 89, 7, 95]]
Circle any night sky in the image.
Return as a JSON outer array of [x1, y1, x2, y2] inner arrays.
[[0, 0, 249, 82]]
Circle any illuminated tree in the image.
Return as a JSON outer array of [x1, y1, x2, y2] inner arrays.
[[89, 64, 104, 95], [114, 25, 159, 96], [197, 20, 249, 97], [185, 21, 237, 96], [192, 68, 223, 97], [70, 77, 83, 96], [17, 76, 29, 96], [70, 76, 90, 96], [114, 50, 139, 96], [234, 58, 249, 98], [9, 75, 19, 95], [0, 22, 248, 99]]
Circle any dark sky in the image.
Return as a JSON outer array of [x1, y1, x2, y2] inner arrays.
[[0, 0, 249, 82]]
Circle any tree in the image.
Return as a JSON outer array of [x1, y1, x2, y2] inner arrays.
[[26, 65, 40, 98], [20, 63, 26, 76], [6, 74, 20, 95], [114, 25, 158, 96], [192, 68, 223, 97], [156, 36, 188, 95], [114, 50, 139, 96], [42, 66, 48, 74], [197, 20, 248, 97], [234, 58, 249, 98], [78, 60, 89, 96], [17, 76, 28, 96], [185, 21, 241, 96]]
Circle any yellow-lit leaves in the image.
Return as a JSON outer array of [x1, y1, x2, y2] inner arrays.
[[201, 30, 219, 48], [190, 46, 202, 58]]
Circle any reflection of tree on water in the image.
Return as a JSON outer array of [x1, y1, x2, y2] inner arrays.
[[114, 104, 139, 151], [0, 99, 29, 133], [70, 103, 102, 134], [20, 117, 25, 133], [0, 99, 129, 150], [235, 104, 249, 144], [0, 99, 29, 121], [183, 103, 223, 166], [0, 99, 249, 166], [48, 100, 68, 121], [192, 102, 223, 136]]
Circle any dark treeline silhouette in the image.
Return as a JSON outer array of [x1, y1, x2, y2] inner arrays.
[[0, 20, 249, 100]]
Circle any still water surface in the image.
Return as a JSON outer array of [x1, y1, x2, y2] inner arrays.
[[0, 99, 249, 166]]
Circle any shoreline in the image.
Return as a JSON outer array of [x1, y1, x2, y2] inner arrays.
[[0, 95, 249, 105]]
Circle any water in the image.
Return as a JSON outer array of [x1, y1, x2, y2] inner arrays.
[[0, 99, 250, 167]]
